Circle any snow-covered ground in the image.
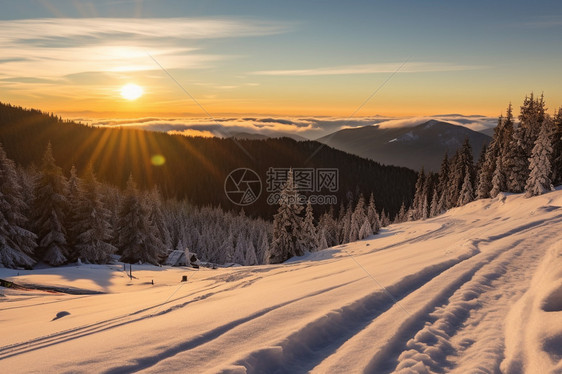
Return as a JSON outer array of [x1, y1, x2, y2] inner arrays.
[[1, 190, 562, 373]]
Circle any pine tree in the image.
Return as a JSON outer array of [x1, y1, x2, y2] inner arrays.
[[118, 175, 164, 264], [437, 153, 451, 209], [147, 188, 172, 258], [458, 165, 474, 206], [301, 200, 318, 251], [411, 168, 426, 220], [505, 128, 529, 193], [394, 202, 407, 223], [380, 209, 390, 227], [490, 157, 505, 198], [449, 139, 474, 207], [525, 118, 554, 197], [429, 188, 439, 217], [233, 234, 246, 264], [65, 165, 82, 260], [551, 108, 562, 185], [0, 144, 37, 268], [317, 227, 329, 251], [349, 194, 366, 242], [244, 239, 259, 266], [74, 168, 116, 263], [367, 193, 381, 233], [34, 143, 69, 266], [358, 217, 373, 239], [270, 169, 304, 263]]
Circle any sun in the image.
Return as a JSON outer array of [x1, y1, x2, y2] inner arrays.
[[120, 83, 144, 100]]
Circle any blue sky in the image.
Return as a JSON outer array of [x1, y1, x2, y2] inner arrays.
[[1, 0, 561, 120]]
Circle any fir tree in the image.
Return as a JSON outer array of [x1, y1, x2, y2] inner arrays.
[[358, 217, 373, 239], [301, 200, 318, 251], [525, 118, 554, 197], [429, 188, 439, 217], [270, 169, 304, 263], [349, 194, 366, 242], [317, 227, 329, 251], [118, 175, 164, 264], [551, 108, 562, 185], [394, 202, 407, 223], [458, 165, 474, 206], [0, 144, 37, 268], [34, 143, 69, 266], [411, 168, 426, 220], [367, 193, 381, 233], [65, 165, 82, 260], [490, 157, 505, 198], [74, 168, 116, 263]]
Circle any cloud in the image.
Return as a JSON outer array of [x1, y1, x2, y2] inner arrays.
[[374, 115, 497, 132], [252, 62, 486, 76], [83, 114, 496, 140], [0, 17, 290, 78]]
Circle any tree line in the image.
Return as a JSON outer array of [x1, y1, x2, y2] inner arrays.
[[405, 93, 562, 221]]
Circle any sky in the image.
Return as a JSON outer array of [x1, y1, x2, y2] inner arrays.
[[1, 0, 561, 136]]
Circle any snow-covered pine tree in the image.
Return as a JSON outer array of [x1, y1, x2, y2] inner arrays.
[[505, 127, 529, 193], [301, 200, 318, 252], [349, 194, 366, 242], [411, 168, 426, 220], [74, 167, 116, 263], [458, 165, 474, 206], [551, 108, 562, 185], [429, 188, 439, 217], [380, 209, 390, 227], [367, 193, 381, 233], [233, 233, 246, 264], [525, 118, 554, 197], [317, 227, 329, 251], [147, 188, 172, 259], [257, 229, 270, 264], [394, 201, 407, 223], [519, 93, 546, 156], [65, 165, 82, 260], [244, 239, 259, 266], [340, 202, 353, 244], [436, 153, 451, 210], [118, 175, 163, 264], [490, 157, 505, 198], [358, 217, 373, 239], [318, 210, 338, 247], [34, 143, 69, 266], [269, 169, 304, 263], [0, 144, 37, 268], [449, 138, 474, 207]]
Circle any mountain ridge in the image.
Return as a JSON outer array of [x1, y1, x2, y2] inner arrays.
[[317, 119, 491, 171]]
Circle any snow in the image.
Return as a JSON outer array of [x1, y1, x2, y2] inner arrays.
[[2, 190, 562, 373]]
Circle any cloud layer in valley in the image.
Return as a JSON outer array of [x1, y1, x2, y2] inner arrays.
[[83, 114, 497, 140]]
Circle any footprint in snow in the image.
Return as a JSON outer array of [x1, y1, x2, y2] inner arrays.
[[51, 311, 71, 321]]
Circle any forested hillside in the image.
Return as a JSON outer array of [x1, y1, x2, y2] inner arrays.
[[0, 102, 417, 219]]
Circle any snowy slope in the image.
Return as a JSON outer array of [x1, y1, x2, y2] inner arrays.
[[1, 190, 562, 373]]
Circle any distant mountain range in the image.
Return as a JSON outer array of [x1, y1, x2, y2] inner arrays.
[[229, 131, 308, 142], [316, 120, 491, 172]]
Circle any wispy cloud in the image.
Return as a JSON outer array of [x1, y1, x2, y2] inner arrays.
[[0, 17, 290, 78], [252, 62, 486, 76]]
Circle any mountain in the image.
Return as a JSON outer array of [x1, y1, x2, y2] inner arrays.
[[230, 131, 308, 141], [317, 120, 491, 172], [0, 102, 417, 218]]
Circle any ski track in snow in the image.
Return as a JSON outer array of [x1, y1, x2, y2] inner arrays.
[[1, 192, 562, 373]]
